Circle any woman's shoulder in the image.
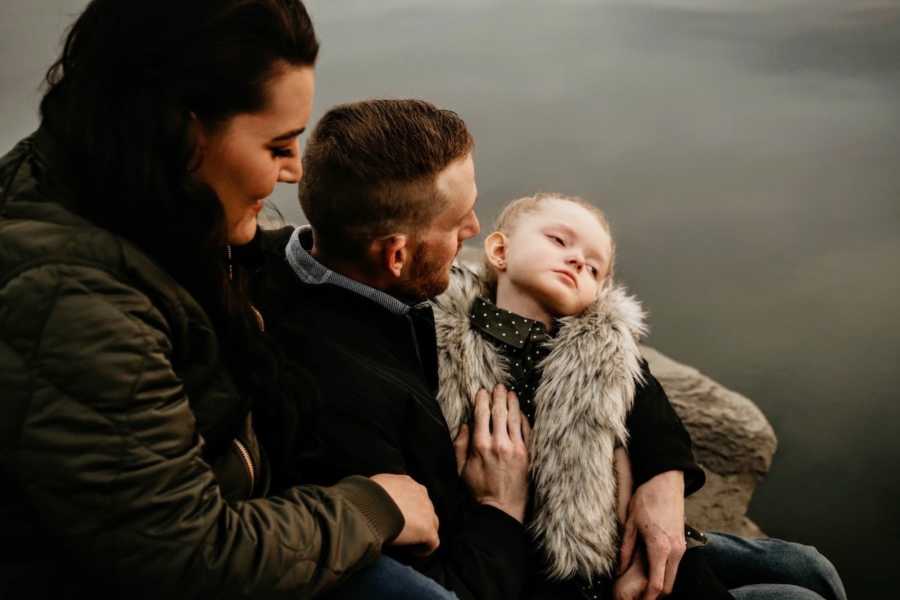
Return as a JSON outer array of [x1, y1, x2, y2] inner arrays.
[[1, 170, 200, 334]]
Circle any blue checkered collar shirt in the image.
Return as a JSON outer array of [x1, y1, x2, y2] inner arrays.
[[284, 225, 429, 316]]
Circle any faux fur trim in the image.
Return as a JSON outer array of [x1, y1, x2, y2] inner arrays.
[[432, 263, 647, 579]]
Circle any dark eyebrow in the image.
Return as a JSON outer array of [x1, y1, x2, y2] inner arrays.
[[271, 128, 305, 142]]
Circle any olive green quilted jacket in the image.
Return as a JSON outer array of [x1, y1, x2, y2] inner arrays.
[[0, 131, 403, 599]]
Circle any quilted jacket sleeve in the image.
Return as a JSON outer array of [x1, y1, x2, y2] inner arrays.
[[0, 261, 403, 599]]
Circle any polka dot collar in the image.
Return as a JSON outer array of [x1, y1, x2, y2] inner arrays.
[[469, 296, 549, 349]]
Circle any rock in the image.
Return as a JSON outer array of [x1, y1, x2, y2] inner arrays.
[[641, 346, 776, 538]]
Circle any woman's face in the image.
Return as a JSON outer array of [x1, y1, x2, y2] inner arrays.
[[195, 65, 316, 245]]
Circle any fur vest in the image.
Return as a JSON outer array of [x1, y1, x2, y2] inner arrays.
[[432, 264, 647, 580]]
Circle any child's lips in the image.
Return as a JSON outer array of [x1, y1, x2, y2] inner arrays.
[[553, 269, 578, 287]]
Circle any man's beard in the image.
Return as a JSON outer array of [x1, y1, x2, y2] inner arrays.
[[388, 241, 455, 302]]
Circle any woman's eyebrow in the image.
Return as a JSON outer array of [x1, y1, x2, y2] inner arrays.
[[271, 127, 306, 142]]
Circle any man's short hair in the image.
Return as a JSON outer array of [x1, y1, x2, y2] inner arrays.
[[299, 98, 474, 260]]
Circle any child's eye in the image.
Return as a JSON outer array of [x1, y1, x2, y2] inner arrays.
[[270, 146, 295, 158], [547, 234, 565, 246], [588, 265, 599, 277]]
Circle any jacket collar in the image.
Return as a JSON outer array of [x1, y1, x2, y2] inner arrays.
[[285, 225, 427, 317], [469, 295, 549, 350]]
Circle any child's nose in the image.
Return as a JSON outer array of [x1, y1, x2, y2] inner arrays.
[[567, 255, 585, 270]]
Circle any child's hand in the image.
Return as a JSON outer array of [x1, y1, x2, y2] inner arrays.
[[613, 548, 649, 600], [613, 447, 633, 525]]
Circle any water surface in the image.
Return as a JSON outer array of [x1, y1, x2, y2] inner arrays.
[[1, 1, 897, 596]]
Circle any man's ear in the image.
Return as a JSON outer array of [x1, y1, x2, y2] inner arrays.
[[371, 234, 410, 279], [484, 232, 508, 272]]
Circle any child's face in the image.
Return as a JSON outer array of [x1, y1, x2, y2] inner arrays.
[[501, 199, 612, 318]]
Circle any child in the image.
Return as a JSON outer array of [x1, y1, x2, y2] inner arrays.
[[432, 193, 729, 599]]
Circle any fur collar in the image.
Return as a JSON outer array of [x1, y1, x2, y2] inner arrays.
[[432, 264, 647, 579]]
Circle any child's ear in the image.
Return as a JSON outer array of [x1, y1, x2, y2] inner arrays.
[[370, 234, 410, 279], [484, 232, 508, 272]]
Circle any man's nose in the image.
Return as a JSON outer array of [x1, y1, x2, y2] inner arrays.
[[461, 211, 480, 240], [470, 212, 481, 237]]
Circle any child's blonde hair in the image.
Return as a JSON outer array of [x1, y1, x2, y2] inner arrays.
[[481, 192, 616, 297]]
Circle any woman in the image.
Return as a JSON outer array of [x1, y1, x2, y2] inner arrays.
[[0, 1, 449, 598]]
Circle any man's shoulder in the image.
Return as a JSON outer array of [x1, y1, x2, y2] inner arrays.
[[257, 225, 296, 255]]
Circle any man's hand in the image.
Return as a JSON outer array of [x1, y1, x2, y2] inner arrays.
[[370, 473, 440, 555], [619, 470, 686, 600], [458, 384, 530, 523]]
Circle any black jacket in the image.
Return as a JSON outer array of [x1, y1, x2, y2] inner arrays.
[[255, 227, 531, 600], [0, 133, 404, 599]]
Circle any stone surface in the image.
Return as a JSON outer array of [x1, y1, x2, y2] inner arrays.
[[642, 346, 776, 538]]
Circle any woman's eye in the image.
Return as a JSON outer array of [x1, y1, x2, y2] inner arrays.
[[271, 146, 295, 158]]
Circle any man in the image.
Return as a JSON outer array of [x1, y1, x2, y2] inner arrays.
[[253, 99, 845, 600]]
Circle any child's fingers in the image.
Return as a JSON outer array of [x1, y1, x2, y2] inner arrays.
[[614, 561, 649, 600], [641, 541, 667, 600], [614, 449, 633, 524], [662, 546, 682, 597], [619, 515, 638, 575], [453, 424, 469, 477]]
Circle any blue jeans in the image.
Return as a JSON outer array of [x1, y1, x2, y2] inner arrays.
[[700, 532, 847, 600], [324, 556, 458, 600]]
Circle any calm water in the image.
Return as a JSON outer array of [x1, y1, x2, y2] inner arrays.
[[2, 1, 898, 596]]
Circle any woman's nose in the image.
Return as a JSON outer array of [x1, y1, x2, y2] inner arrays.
[[278, 154, 302, 184], [278, 138, 303, 183]]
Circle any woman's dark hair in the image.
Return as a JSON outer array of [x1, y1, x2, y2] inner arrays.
[[39, 0, 319, 461]]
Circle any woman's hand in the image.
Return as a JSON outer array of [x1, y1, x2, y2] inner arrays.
[[370, 473, 440, 555], [456, 384, 530, 523]]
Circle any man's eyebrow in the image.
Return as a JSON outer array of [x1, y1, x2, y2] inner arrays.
[[271, 128, 305, 142]]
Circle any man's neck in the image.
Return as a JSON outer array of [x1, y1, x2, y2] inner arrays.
[[495, 279, 553, 329], [310, 236, 388, 291]]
